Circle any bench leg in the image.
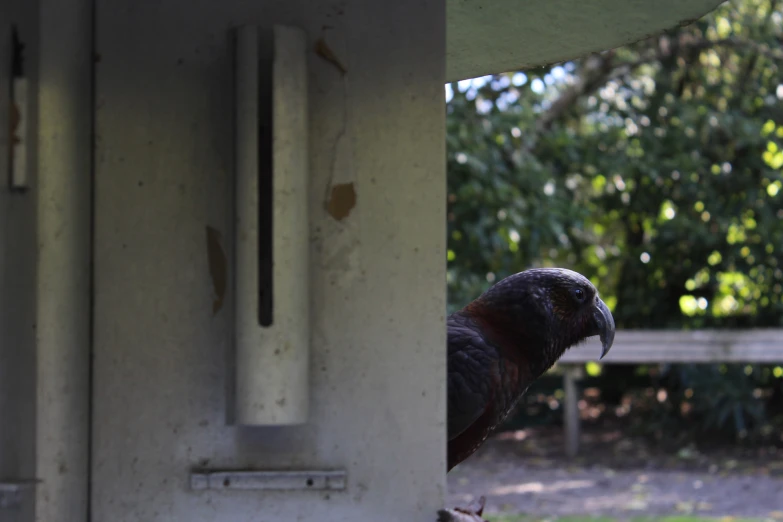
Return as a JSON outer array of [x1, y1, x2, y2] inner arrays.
[[563, 365, 581, 458]]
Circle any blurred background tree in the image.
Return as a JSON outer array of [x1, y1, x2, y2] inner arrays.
[[446, 0, 783, 444]]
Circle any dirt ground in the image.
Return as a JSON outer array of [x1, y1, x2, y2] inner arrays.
[[447, 425, 783, 520]]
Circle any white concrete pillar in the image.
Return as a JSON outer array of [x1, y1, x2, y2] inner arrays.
[[35, 1, 92, 522]]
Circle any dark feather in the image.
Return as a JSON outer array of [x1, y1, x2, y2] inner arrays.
[[446, 268, 615, 471]]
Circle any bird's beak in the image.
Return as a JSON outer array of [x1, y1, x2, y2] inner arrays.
[[592, 297, 616, 360]]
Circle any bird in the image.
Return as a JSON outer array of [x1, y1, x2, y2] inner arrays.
[[439, 267, 615, 521], [437, 496, 486, 522]]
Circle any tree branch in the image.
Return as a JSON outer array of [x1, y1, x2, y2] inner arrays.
[[619, 35, 783, 77], [535, 50, 616, 134], [534, 34, 783, 136]]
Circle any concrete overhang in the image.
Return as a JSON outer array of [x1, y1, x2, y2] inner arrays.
[[447, 0, 726, 81]]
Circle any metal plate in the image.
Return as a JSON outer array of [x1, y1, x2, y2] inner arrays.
[[190, 470, 347, 491], [0, 481, 38, 509]]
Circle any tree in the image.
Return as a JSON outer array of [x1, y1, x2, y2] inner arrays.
[[447, 0, 783, 439]]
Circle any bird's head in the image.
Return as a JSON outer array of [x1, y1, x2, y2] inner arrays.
[[465, 267, 615, 375]]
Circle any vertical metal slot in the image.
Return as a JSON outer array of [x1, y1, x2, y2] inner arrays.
[[256, 29, 274, 328], [233, 25, 310, 426]]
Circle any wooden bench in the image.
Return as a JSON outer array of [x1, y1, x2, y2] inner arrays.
[[556, 329, 783, 457]]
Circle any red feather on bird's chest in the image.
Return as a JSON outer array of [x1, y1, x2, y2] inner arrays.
[[463, 299, 537, 387]]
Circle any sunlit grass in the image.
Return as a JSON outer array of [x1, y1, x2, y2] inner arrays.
[[486, 515, 769, 522]]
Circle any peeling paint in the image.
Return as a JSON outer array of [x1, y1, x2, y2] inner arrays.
[[9, 78, 29, 190], [10, 100, 21, 146], [326, 182, 356, 221], [314, 37, 363, 278], [315, 38, 347, 75], [205, 226, 227, 314], [9, 25, 26, 188]]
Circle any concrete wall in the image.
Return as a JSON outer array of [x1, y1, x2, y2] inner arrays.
[[3, 0, 728, 520], [0, 2, 38, 521], [91, 1, 447, 521]]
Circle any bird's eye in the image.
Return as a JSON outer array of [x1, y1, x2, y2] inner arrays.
[[572, 287, 586, 302]]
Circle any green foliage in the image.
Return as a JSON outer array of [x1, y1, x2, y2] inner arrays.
[[446, 0, 783, 439], [659, 363, 773, 438]]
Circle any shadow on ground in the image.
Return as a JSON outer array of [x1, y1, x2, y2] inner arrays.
[[447, 425, 783, 521]]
